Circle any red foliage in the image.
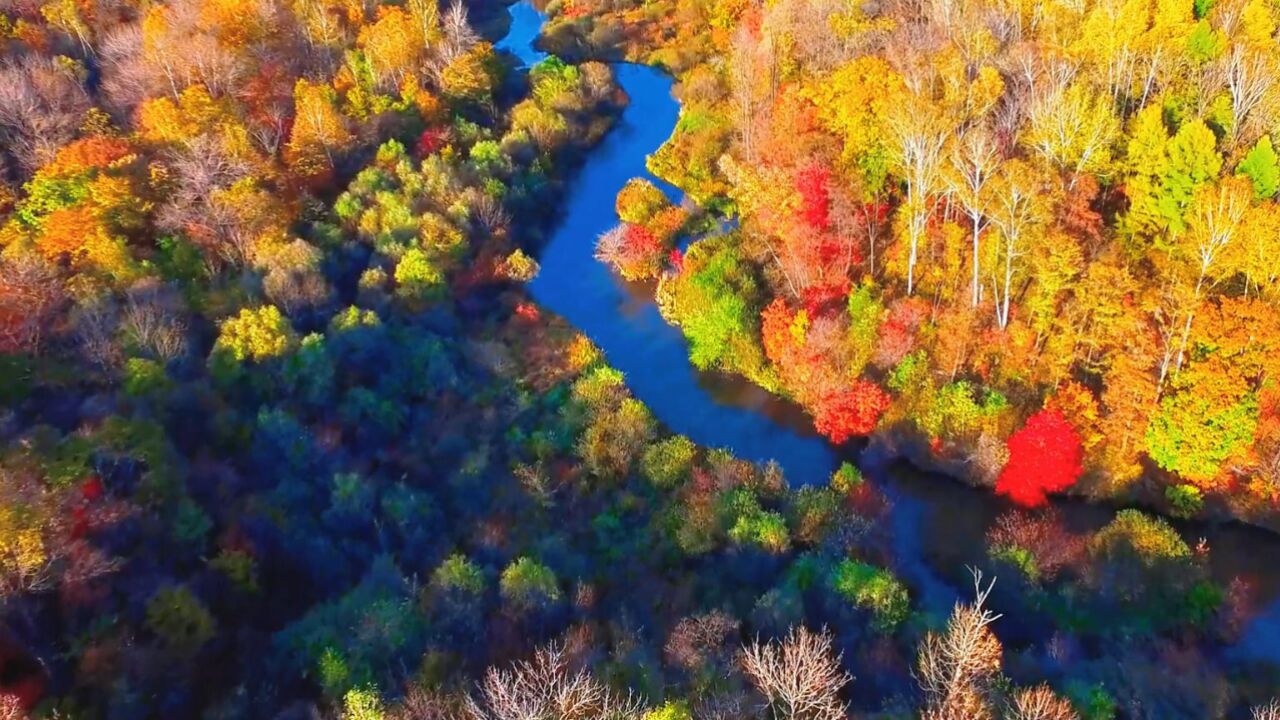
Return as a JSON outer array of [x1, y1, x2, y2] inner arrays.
[[416, 127, 449, 157], [514, 301, 540, 322], [872, 297, 929, 368], [668, 248, 684, 273], [813, 380, 891, 444], [801, 279, 851, 316], [995, 408, 1084, 507], [795, 161, 832, 233], [81, 476, 103, 502]]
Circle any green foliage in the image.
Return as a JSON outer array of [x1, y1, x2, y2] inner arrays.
[[831, 462, 863, 493], [146, 586, 216, 656], [828, 559, 909, 632], [1186, 20, 1224, 63], [727, 508, 790, 553], [658, 234, 767, 382], [431, 554, 485, 595], [499, 557, 561, 609], [394, 248, 446, 298], [123, 357, 171, 398], [210, 549, 259, 593], [172, 497, 212, 549], [1158, 119, 1222, 233], [0, 355, 33, 405], [1165, 484, 1205, 519], [1066, 682, 1118, 720], [342, 687, 386, 720], [1145, 391, 1257, 484], [1237, 134, 1279, 198], [1093, 510, 1190, 564], [644, 701, 693, 720], [990, 544, 1039, 583], [788, 487, 840, 544], [640, 435, 696, 488]]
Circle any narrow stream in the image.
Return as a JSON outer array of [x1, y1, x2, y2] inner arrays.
[[494, 0, 1280, 673]]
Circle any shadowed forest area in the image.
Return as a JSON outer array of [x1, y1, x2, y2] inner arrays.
[[3, 0, 1280, 717]]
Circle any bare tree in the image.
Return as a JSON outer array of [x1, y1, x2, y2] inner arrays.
[[1006, 686, 1078, 720], [0, 57, 91, 179], [1253, 698, 1280, 720], [1221, 43, 1277, 148], [729, 25, 777, 162], [0, 255, 65, 356], [740, 626, 851, 720], [890, 95, 949, 296], [916, 569, 1003, 720], [121, 290, 189, 363], [429, 0, 478, 80], [465, 643, 644, 720], [945, 128, 1000, 307]]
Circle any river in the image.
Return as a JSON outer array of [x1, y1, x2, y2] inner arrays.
[[494, 0, 1280, 677]]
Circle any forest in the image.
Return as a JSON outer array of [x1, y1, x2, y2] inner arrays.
[[3, 0, 1280, 716]]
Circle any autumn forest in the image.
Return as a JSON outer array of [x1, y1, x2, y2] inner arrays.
[[3, 0, 1280, 716]]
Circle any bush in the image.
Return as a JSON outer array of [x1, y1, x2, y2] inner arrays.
[[146, 586, 216, 656], [641, 435, 696, 488], [432, 554, 485, 595], [828, 559, 909, 632], [1165, 483, 1204, 518], [499, 557, 561, 610]]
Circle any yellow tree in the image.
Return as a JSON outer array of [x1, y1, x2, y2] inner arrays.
[[286, 78, 352, 180], [945, 127, 1001, 307], [986, 159, 1052, 329], [890, 93, 950, 296], [358, 6, 426, 90], [1025, 80, 1120, 185]]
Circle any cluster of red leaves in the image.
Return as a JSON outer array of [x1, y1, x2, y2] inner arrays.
[[597, 223, 665, 280], [995, 408, 1084, 507], [795, 161, 832, 233], [813, 380, 891, 444], [416, 127, 450, 158]]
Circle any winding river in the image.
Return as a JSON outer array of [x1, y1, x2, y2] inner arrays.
[[494, 0, 1280, 672]]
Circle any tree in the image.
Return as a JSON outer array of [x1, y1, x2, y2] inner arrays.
[[995, 408, 1083, 508], [812, 381, 891, 444], [1007, 686, 1079, 720], [1237, 134, 1279, 198], [498, 557, 560, 611], [740, 626, 850, 720], [917, 569, 1003, 720], [945, 128, 999, 307], [890, 95, 949, 296], [287, 78, 353, 180], [466, 644, 642, 720], [212, 305, 297, 363], [986, 160, 1050, 329]]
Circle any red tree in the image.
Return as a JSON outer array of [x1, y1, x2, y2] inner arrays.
[[813, 380, 891, 444], [795, 161, 832, 233], [995, 408, 1084, 507]]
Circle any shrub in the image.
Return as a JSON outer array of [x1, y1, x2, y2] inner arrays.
[[1166, 483, 1205, 518], [828, 559, 909, 632], [432, 554, 485, 595], [122, 357, 171, 397], [145, 586, 216, 656], [641, 435, 696, 488], [499, 557, 561, 609]]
